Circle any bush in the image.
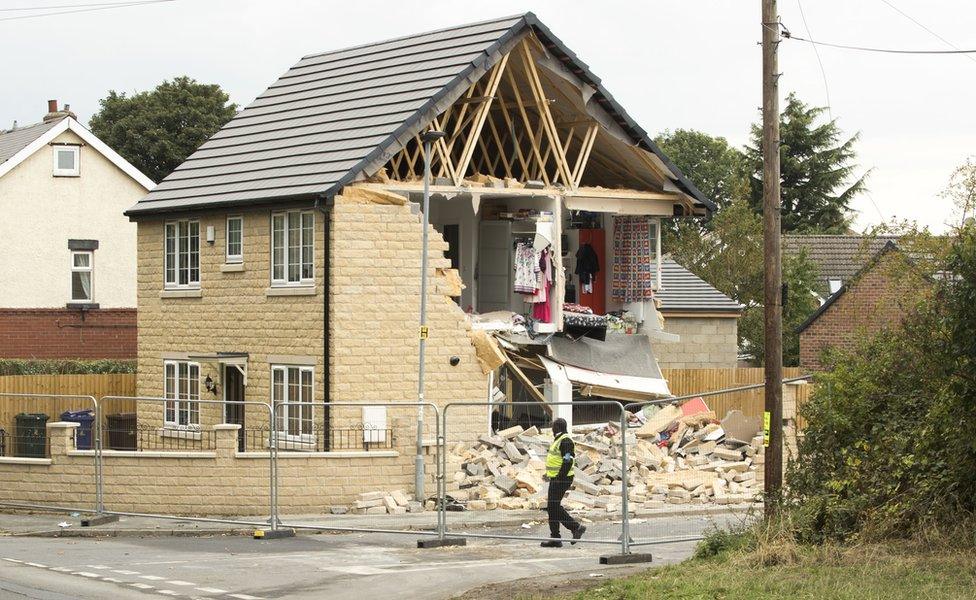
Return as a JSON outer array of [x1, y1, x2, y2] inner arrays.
[[786, 225, 976, 542], [0, 359, 136, 376]]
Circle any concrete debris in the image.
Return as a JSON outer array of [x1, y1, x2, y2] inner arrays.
[[350, 489, 422, 515], [449, 397, 765, 514]]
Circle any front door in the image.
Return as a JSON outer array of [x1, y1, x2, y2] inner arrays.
[[223, 365, 245, 452]]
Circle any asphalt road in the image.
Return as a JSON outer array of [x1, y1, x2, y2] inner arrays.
[[0, 518, 733, 599]]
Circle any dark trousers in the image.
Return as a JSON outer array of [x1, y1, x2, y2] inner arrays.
[[546, 477, 579, 538]]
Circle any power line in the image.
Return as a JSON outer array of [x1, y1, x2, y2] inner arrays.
[[782, 30, 976, 54], [796, 0, 832, 121], [0, 0, 172, 22], [0, 1, 150, 11], [878, 0, 976, 65]]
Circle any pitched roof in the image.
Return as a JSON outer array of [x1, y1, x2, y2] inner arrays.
[[0, 119, 60, 165], [127, 13, 714, 217], [0, 116, 154, 189], [795, 241, 900, 333], [656, 257, 742, 315], [783, 234, 899, 287]]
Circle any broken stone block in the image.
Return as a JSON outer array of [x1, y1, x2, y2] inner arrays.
[[712, 447, 744, 461], [467, 499, 487, 511], [407, 501, 423, 513], [359, 491, 387, 501], [465, 463, 484, 477], [354, 498, 384, 509], [365, 505, 387, 515], [503, 442, 522, 462], [498, 497, 524, 510], [572, 477, 601, 496], [329, 506, 349, 515], [391, 489, 411, 506], [493, 475, 518, 495], [389, 506, 407, 515], [497, 425, 524, 439], [382, 496, 399, 511]]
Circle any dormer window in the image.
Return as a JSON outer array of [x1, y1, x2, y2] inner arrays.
[[53, 145, 79, 177]]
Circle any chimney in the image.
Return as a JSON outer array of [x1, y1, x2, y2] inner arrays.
[[43, 99, 75, 123]]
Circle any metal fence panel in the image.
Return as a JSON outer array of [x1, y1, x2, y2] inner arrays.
[[273, 401, 443, 537]]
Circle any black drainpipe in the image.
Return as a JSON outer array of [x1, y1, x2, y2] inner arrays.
[[315, 194, 334, 450]]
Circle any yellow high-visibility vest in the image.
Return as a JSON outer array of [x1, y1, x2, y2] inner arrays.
[[545, 433, 575, 478]]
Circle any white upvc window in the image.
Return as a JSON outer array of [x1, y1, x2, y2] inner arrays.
[[271, 210, 313, 286], [70, 251, 93, 302], [164, 220, 200, 288], [271, 365, 313, 440], [226, 215, 243, 263], [164, 360, 200, 428], [53, 145, 80, 176]]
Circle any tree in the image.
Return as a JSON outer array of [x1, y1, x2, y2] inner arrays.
[[655, 129, 748, 216], [746, 93, 867, 233], [89, 76, 237, 183], [667, 197, 819, 366], [941, 156, 976, 228]]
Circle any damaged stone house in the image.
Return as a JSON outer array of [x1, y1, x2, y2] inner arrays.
[[119, 13, 717, 502]]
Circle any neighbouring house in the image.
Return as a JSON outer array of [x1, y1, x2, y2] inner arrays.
[[653, 257, 742, 369], [0, 101, 154, 360], [108, 13, 714, 513], [791, 238, 925, 370]]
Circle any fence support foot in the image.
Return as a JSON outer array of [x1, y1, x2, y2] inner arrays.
[[599, 553, 653, 565], [253, 528, 295, 540], [81, 515, 119, 527], [417, 537, 466, 548]]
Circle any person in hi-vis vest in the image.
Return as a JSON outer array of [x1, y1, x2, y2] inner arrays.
[[541, 418, 586, 547]]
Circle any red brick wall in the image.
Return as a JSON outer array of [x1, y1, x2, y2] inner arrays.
[[799, 252, 922, 370], [0, 309, 136, 359]]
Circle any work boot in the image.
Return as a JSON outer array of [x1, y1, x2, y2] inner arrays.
[[540, 540, 563, 548], [571, 525, 586, 545]]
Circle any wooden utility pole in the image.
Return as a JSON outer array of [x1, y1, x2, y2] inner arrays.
[[762, 0, 784, 518]]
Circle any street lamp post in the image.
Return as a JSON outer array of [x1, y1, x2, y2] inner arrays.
[[416, 130, 446, 502]]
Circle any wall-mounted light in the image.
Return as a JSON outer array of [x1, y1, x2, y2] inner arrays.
[[206, 225, 215, 245], [204, 375, 219, 396]]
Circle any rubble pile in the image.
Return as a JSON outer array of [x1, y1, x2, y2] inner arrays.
[[448, 399, 765, 515], [344, 489, 425, 515]]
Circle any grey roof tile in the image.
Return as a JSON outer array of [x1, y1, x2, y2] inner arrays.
[[783, 234, 898, 286], [129, 13, 713, 216], [0, 119, 60, 165], [656, 257, 742, 314]]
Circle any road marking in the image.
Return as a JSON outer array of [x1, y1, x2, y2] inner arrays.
[[50, 567, 74, 573], [195, 587, 229, 594], [24, 562, 47, 568], [140, 575, 165, 580], [1, 558, 23, 564], [130, 583, 154, 589], [101, 577, 123, 583], [166, 580, 196, 586], [88, 565, 111, 570], [157, 591, 181, 597], [74, 572, 102, 578], [112, 569, 140, 575], [228, 594, 264, 600]]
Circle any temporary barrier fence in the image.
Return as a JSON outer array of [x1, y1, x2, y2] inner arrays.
[[441, 400, 638, 555], [0, 392, 100, 514], [97, 396, 277, 531], [273, 401, 445, 538]]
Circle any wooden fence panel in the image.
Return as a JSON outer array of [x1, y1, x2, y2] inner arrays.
[[661, 367, 810, 421], [0, 374, 137, 434]]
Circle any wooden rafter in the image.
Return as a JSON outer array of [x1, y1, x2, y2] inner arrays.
[[453, 53, 509, 184], [518, 39, 574, 187]]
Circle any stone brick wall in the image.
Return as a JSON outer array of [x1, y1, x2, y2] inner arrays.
[[133, 190, 487, 485], [0, 421, 448, 515], [0, 308, 136, 359], [799, 251, 921, 370], [655, 316, 739, 369]]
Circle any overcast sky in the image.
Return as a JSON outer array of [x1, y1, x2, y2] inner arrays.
[[3, 0, 972, 232]]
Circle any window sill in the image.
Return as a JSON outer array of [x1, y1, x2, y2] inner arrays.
[[221, 262, 245, 273], [159, 427, 202, 441], [160, 288, 202, 299], [0, 456, 52, 465], [66, 302, 99, 310], [265, 286, 316, 297], [236, 450, 399, 459]]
